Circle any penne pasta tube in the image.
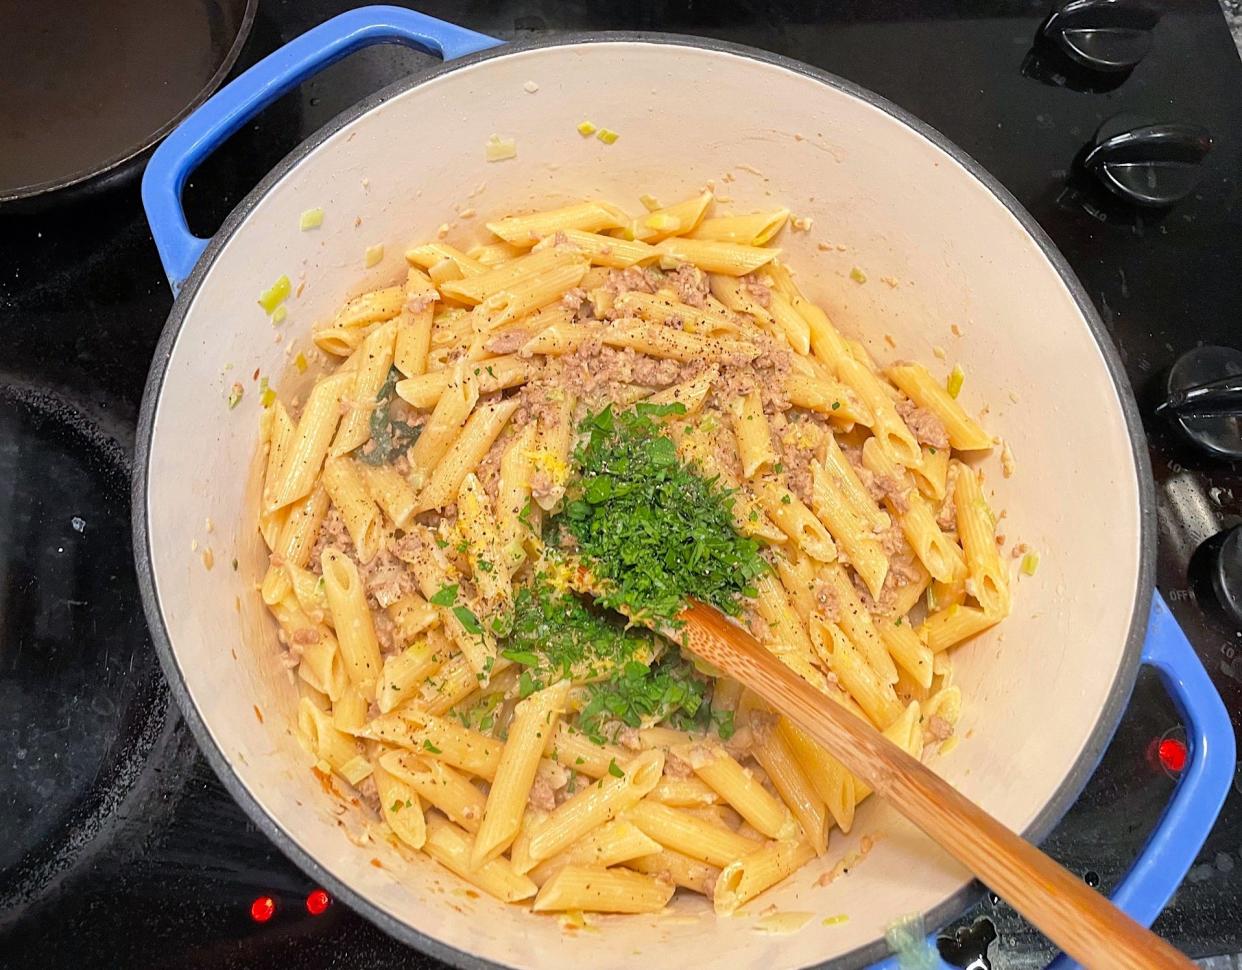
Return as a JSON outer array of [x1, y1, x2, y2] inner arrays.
[[265, 372, 353, 512], [816, 562, 900, 685], [821, 430, 890, 533], [374, 637, 446, 714], [496, 423, 537, 571], [297, 697, 358, 773], [407, 363, 479, 489], [467, 240, 527, 266], [649, 776, 720, 808], [527, 750, 664, 863], [612, 291, 741, 337], [527, 819, 662, 886], [532, 388, 577, 512], [755, 477, 837, 562], [550, 725, 631, 779], [520, 320, 604, 357], [387, 593, 439, 642], [627, 847, 720, 896], [405, 242, 488, 277], [655, 238, 778, 275], [473, 681, 570, 866], [616, 190, 713, 243], [380, 751, 486, 832], [778, 716, 856, 834], [422, 814, 538, 903], [471, 257, 589, 331], [415, 398, 520, 513], [532, 865, 674, 914], [729, 390, 776, 479], [332, 321, 397, 456], [887, 362, 993, 451], [862, 437, 966, 584], [809, 618, 904, 729], [331, 684, 369, 735], [374, 761, 426, 849], [876, 614, 934, 689], [393, 266, 438, 377], [321, 457, 382, 562], [285, 561, 329, 622], [749, 716, 830, 855], [365, 708, 502, 777], [357, 461, 418, 530], [785, 374, 873, 426], [396, 354, 531, 409], [687, 209, 789, 246], [625, 799, 761, 868], [599, 319, 759, 365], [440, 247, 579, 306], [912, 443, 950, 501], [320, 547, 382, 695], [767, 292, 812, 355], [714, 839, 815, 916], [487, 201, 631, 245], [709, 274, 774, 323], [809, 460, 889, 600], [311, 285, 404, 356], [919, 603, 1003, 652], [263, 400, 296, 509], [457, 472, 511, 605], [535, 229, 658, 268], [679, 745, 793, 839], [953, 461, 1010, 616]]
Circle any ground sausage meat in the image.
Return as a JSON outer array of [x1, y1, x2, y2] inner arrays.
[[926, 714, 954, 742], [667, 263, 710, 307], [895, 397, 950, 450], [528, 776, 558, 812]]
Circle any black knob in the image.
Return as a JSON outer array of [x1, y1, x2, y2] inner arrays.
[[1161, 345, 1242, 460], [1190, 526, 1242, 629], [1040, 0, 1160, 72], [1081, 117, 1212, 207]]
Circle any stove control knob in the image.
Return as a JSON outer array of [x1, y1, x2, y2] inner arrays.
[[1190, 526, 1242, 629], [1039, 0, 1160, 72], [1081, 117, 1212, 207], [1160, 345, 1242, 460]]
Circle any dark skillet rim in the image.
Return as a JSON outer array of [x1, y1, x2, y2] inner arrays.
[[0, 0, 259, 203], [133, 30, 1155, 970]]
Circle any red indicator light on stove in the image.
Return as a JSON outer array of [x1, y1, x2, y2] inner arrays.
[[306, 888, 331, 916], [250, 895, 276, 923], [1158, 737, 1187, 774]]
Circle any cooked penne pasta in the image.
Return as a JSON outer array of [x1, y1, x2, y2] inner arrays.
[[415, 398, 520, 513], [253, 189, 1013, 920], [532, 865, 675, 914], [688, 209, 790, 246], [655, 237, 778, 275], [422, 814, 538, 903], [887, 361, 994, 451]]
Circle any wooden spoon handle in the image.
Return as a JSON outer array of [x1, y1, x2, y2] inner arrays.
[[681, 601, 1194, 970]]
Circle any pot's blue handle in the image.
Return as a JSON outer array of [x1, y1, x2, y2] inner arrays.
[[141, 6, 501, 292], [872, 593, 1234, 970]]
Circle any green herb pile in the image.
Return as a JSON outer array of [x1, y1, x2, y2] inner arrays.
[[557, 403, 767, 623], [500, 576, 656, 690]]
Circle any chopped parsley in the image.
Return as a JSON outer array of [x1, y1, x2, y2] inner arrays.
[[430, 584, 458, 607], [359, 367, 421, 465], [422, 739, 442, 754], [577, 653, 728, 742], [557, 404, 766, 623], [607, 758, 625, 778], [452, 605, 482, 635], [499, 576, 656, 688]]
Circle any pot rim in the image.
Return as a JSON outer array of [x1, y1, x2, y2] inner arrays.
[[133, 30, 1156, 970]]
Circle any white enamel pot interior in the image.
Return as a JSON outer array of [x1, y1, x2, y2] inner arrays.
[[136, 36, 1154, 970]]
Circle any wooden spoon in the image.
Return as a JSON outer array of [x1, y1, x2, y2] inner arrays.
[[681, 600, 1194, 970]]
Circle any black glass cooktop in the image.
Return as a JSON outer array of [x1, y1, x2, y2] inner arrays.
[[2, 2, 1241, 968]]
